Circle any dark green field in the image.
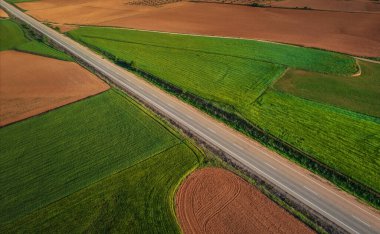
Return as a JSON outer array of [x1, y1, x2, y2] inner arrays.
[[0, 89, 202, 231], [68, 27, 380, 193], [0, 19, 71, 60], [275, 61, 380, 118]]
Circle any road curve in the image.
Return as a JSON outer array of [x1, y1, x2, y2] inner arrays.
[[1, 1, 379, 233]]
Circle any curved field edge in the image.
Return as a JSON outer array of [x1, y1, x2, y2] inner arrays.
[[274, 60, 380, 118], [175, 167, 314, 234], [66, 27, 380, 208], [0, 18, 72, 60], [0, 143, 201, 233], [0, 89, 186, 224]]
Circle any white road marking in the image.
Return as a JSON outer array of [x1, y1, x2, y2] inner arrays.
[[303, 186, 318, 196], [352, 215, 371, 227], [208, 127, 216, 133], [233, 143, 244, 150], [265, 162, 277, 171], [5, 2, 378, 232]]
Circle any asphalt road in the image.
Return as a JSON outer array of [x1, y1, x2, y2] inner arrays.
[[1, 1, 379, 233]]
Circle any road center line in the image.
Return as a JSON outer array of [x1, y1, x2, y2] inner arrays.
[[233, 143, 244, 150], [265, 162, 277, 171], [303, 186, 318, 196], [352, 215, 371, 227]]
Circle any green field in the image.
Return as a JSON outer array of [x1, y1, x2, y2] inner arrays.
[[0, 19, 71, 60], [1, 144, 199, 233], [244, 90, 380, 191], [274, 61, 380, 118], [0, 89, 201, 230], [68, 27, 380, 193], [68, 27, 357, 75], [5, 0, 35, 3]]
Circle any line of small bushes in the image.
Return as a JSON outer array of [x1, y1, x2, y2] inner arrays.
[[73, 40, 380, 209]]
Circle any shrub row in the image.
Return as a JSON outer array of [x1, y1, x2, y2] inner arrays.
[[75, 39, 380, 209]]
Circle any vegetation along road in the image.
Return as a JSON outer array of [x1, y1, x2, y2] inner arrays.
[[1, 1, 379, 233]]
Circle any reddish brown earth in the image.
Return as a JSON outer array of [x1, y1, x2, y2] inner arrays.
[[176, 167, 314, 234], [0, 9, 8, 18], [0, 51, 109, 126], [17, 1, 380, 57], [272, 0, 380, 12]]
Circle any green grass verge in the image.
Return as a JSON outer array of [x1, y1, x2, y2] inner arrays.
[[16, 40, 73, 61], [67, 27, 379, 206], [0, 18, 28, 50], [0, 89, 187, 224], [274, 61, 380, 118], [0, 19, 72, 60], [0, 143, 199, 233]]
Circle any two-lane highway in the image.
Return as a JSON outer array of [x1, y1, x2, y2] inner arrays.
[[1, 1, 379, 233]]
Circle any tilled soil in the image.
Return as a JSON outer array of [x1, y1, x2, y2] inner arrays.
[[176, 167, 314, 234], [17, 1, 380, 57], [0, 51, 109, 126], [0, 9, 8, 18]]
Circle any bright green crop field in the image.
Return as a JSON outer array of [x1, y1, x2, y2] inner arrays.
[[274, 61, 380, 118], [244, 90, 380, 191], [1, 144, 199, 233], [68, 27, 380, 193], [0, 19, 71, 60], [68, 27, 357, 75], [0, 89, 201, 231]]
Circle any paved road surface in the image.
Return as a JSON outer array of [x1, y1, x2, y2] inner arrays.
[[1, 1, 379, 233]]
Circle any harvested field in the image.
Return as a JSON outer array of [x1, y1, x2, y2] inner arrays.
[[176, 168, 313, 233], [17, 1, 380, 56], [0, 9, 8, 18], [0, 51, 109, 126], [272, 0, 380, 12]]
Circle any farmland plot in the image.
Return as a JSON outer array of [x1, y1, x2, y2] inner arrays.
[[274, 60, 380, 118], [0, 19, 71, 60], [68, 27, 380, 193], [0, 90, 186, 224]]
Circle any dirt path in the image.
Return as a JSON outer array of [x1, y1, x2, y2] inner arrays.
[[0, 51, 109, 126], [176, 168, 314, 234]]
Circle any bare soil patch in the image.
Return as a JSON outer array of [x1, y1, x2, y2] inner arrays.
[[272, 0, 380, 12], [176, 167, 314, 233], [18, 1, 380, 57], [0, 9, 9, 18], [0, 51, 109, 126]]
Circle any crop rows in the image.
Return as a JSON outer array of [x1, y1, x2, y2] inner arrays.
[[0, 90, 187, 224], [68, 27, 380, 201]]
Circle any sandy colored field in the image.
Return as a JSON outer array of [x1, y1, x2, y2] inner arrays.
[[272, 0, 380, 12], [0, 51, 109, 126], [18, 1, 380, 57], [0, 9, 8, 18], [176, 168, 314, 234]]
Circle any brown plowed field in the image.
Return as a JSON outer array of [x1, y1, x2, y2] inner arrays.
[[17, 1, 380, 57], [176, 168, 314, 234], [272, 0, 380, 12], [0, 51, 109, 126], [0, 9, 8, 18]]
